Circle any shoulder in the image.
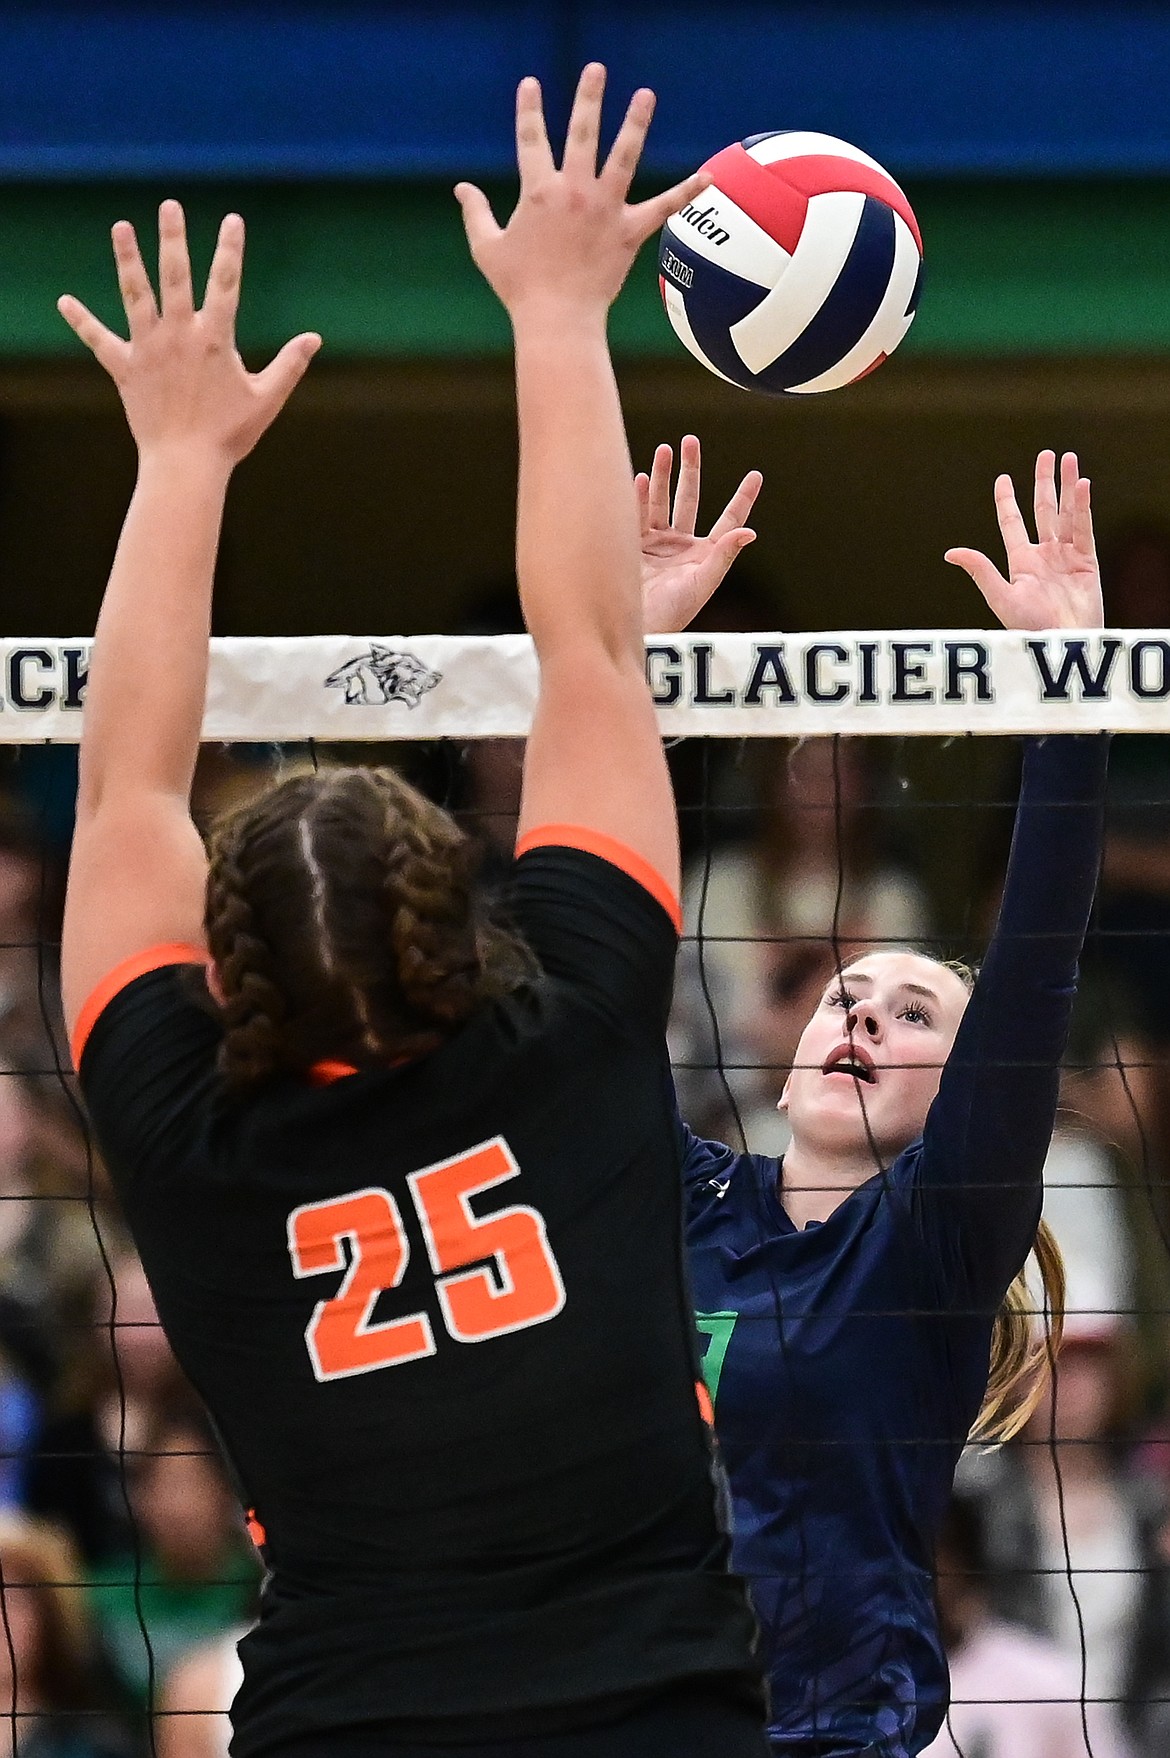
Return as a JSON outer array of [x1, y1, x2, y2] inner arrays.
[[74, 951, 222, 1188], [72, 943, 214, 1075], [513, 829, 680, 934], [866, 1140, 924, 1213], [507, 830, 681, 1034], [685, 1139, 775, 1230]]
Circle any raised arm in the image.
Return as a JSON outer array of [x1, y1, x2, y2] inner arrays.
[[457, 66, 706, 892], [919, 451, 1108, 1293], [59, 203, 319, 1039]]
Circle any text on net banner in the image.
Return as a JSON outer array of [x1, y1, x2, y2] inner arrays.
[[0, 631, 1168, 742]]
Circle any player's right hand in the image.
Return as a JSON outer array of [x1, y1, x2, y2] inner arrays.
[[637, 435, 763, 634], [58, 200, 321, 469], [944, 449, 1103, 632], [455, 64, 709, 321]]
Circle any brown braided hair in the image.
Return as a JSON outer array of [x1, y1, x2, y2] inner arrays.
[[205, 766, 536, 1088]]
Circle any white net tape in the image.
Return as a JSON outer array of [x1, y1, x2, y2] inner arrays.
[[2, 629, 1169, 741]]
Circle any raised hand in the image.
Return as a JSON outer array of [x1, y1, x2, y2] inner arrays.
[[58, 200, 321, 467], [637, 436, 764, 633], [455, 63, 709, 319], [945, 450, 1102, 631]]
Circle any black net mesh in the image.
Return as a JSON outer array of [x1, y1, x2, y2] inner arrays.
[[0, 728, 1166, 1758]]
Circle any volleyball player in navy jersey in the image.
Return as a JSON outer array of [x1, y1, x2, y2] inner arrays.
[[57, 67, 768, 1758], [681, 450, 1108, 1757]]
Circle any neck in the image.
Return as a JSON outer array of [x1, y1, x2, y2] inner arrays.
[[780, 1137, 881, 1228]]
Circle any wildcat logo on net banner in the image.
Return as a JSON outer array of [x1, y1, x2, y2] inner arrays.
[[0, 631, 1168, 741]]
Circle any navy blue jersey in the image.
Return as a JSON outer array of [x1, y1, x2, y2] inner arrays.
[[682, 735, 1109, 1757]]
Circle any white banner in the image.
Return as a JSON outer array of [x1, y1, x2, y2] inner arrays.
[[1, 630, 1168, 742]]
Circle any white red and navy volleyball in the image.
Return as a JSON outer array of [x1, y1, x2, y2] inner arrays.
[[658, 131, 924, 395]]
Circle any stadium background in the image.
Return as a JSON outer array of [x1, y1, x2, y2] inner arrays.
[[3, 4, 1170, 1755]]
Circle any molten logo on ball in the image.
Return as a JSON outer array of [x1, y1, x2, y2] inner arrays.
[[658, 130, 923, 396]]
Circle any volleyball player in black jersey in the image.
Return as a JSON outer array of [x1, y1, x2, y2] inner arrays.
[[58, 66, 767, 1758]]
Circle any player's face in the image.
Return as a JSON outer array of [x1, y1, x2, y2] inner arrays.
[[780, 952, 971, 1163]]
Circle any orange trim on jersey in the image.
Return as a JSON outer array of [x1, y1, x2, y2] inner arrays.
[[514, 824, 682, 933], [71, 942, 209, 1070], [696, 1380, 716, 1428]]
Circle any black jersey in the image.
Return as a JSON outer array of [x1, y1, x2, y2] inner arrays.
[[74, 834, 761, 1755]]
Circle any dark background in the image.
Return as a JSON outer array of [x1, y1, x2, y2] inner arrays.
[[3, 1, 1170, 639]]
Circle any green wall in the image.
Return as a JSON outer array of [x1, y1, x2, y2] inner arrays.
[[4, 179, 1170, 360]]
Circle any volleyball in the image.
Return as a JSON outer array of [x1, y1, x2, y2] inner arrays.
[[658, 131, 924, 395]]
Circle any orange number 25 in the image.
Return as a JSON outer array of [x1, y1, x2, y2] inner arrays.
[[287, 1138, 565, 1382]]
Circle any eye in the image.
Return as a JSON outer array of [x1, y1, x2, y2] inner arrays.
[[900, 1003, 932, 1027], [827, 988, 856, 1010]]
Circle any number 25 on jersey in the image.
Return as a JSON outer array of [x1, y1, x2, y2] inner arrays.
[[287, 1137, 566, 1382]]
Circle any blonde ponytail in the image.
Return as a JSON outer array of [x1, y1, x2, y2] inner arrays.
[[969, 1218, 1065, 1445]]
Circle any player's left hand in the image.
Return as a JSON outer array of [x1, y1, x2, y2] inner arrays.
[[638, 436, 763, 633], [58, 200, 321, 470], [944, 449, 1103, 631], [456, 65, 708, 323]]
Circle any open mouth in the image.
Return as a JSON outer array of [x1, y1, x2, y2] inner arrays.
[[822, 1044, 877, 1084]]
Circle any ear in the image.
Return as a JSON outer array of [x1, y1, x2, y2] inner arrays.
[[205, 962, 226, 1007]]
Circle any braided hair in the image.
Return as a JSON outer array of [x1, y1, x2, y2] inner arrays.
[[205, 766, 535, 1088]]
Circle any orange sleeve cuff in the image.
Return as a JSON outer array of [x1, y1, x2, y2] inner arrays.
[[71, 942, 210, 1071], [515, 825, 682, 934]]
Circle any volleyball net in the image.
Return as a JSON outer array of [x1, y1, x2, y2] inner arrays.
[[1, 628, 1168, 1758], [2, 627, 1167, 741]]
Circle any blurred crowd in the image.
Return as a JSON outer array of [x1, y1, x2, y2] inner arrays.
[[0, 540, 1169, 1755], [0, 754, 259, 1758]]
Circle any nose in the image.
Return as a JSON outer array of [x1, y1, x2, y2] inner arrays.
[[846, 1003, 881, 1041]]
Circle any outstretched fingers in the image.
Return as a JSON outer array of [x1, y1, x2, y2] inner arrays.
[[202, 212, 245, 342], [630, 171, 711, 245], [671, 434, 701, 535], [1055, 450, 1080, 548], [255, 332, 323, 409], [514, 76, 555, 183], [111, 220, 158, 336], [708, 469, 764, 541], [992, 472, 1031, 568], [944, 546, 1011, 608], [647, 443, 674, 530], [157, 199, 195, 319], [1072, 473, 1096, 562], [1032, 448, 1059, 545], [561, 62, 605, 177], [706, 526, 757, 584], [634, 471, 652, 536], [56, 296, 128, 377], [454, 182, 502, 258], [601, 85, 656, 197]]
